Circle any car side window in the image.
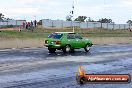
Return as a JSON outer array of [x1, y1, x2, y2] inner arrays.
[[75, 34, 82, 39], [67, 34, 75, 39]]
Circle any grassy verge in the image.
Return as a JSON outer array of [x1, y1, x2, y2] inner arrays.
[[0, 28, 132, 38], [0, 30, 49, 38]]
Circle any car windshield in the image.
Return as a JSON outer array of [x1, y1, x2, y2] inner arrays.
[[48, 33, 63, 39]]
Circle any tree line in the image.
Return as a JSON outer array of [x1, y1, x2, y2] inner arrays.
[[66, 15, 132, 25], [0, 13, 13, 21], [66, 16, 113, 23]]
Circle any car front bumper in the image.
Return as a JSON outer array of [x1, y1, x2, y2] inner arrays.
[[44, 44, 61, 48]]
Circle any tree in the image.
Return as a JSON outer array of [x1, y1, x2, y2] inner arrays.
[[127, 20, 132, 25], [5, 18, 13, 20], [85, 17, 96, 22], [74, 16, 87, 22], [98, 18, 113, 23], [127, 20, 132, 29], [0, 13, 4, 21], [66, 15, 72, 21], [37, 20, 42, 25]]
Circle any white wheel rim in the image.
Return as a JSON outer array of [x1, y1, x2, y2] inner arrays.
[[66, 46, 70, 52], [86, 46, 90, 50]]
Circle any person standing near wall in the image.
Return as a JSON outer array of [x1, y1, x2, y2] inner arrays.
[[28, 22, 31, 29], [26, 22, 28, 29], [31, 21, 34, 32], [22, 22, 26, 29], [34, 20, 37, 28]]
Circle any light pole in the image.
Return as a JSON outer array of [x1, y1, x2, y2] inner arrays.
[[71, 1, 75, 32]]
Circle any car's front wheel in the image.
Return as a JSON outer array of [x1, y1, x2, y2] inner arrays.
[[48, 47, 56, 53], [84, 44, 91, 52], [62, 45, 72, 53]]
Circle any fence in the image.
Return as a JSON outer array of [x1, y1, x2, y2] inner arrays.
[[42, 19, 131, 29], [0, 20, 26, 28]]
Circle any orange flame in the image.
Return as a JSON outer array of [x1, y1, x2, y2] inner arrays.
[[78, 66, 86, 76]]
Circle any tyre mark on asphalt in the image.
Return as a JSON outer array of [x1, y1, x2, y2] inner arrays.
[[4, 64, 132, 88]]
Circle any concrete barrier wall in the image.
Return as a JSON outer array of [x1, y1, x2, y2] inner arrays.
[[42, 19, 131, 29], [0, 38, 132, 49], [0, 20, 26, 27], [0, 38, 45, 49]]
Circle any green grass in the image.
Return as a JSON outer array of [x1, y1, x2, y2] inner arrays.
[[0, 30, 49, 38], [0, 28, 132, 38]]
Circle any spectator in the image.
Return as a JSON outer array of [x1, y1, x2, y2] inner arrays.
[[130, 29, 132, 32], [31, 21, 34, 32], [34, 20, 37, 28], [22, 22, 26, 29], [26, 22, 28, 29], [28, 22, 31, 29], [31, 21, 33, 27]]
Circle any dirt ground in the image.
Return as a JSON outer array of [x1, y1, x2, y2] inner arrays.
[[0, 27, 20, 30], [0, 38, 44, 49], [88, 37, 132, 45], [0, 37, 132, 49]]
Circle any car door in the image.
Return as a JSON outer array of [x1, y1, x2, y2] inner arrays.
[[67, 34, 76, 48], [75, 34, 85, 48]]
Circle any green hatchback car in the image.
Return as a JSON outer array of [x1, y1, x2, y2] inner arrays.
[[45, 32, 93, 53]]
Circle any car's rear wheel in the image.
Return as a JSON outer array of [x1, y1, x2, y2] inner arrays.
[[84, 44, 91, 52], [70, 48, 75, 53], [62, 45, 72, 53], [48, 47, 56, 53]]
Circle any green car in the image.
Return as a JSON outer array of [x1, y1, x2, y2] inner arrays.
[[45, 32, 93, 53]]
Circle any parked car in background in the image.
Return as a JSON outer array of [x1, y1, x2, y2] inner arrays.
[[45, 32, 93, 53]]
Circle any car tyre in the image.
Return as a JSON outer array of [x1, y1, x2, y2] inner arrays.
[[48, 47, 56, 53], [62, 45, 71, 53], [84, 44, 91, 52], [70, 48, 75, 53]]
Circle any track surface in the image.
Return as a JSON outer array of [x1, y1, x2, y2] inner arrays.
[[0, 44, 132, 88]]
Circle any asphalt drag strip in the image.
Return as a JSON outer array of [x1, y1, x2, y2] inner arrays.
[[0, 44, 132, 88]]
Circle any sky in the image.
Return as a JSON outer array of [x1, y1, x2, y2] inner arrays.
[[1, 0, 132, 23]]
